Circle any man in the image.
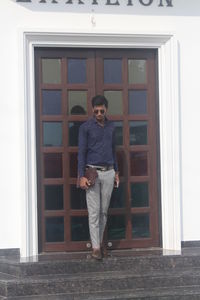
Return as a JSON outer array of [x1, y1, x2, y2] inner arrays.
[[78, 95, 119, 260]]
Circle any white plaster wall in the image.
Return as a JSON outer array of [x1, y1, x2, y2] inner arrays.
[[0, 0, 200, 249]]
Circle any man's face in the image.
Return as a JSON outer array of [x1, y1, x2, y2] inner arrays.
[[93, 105, 107, 122]]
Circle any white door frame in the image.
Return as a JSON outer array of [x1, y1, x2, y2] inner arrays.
[[20, 31, 181, 258]]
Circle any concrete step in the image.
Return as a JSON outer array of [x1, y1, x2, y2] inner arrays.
[[2, 268, 200, 298]]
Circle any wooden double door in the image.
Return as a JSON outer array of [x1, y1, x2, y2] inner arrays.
[[35, 48, 160, 252]]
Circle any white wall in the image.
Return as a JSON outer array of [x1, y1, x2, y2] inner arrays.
[[0, 0, 200, 249]]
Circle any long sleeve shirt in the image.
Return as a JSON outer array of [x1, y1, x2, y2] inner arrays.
[[78, 117, 118, 178]]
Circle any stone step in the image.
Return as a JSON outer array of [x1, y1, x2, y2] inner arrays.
[[1, 253, 200, 277], [2, 286, 200, 300], [2, 268, 200, 298]]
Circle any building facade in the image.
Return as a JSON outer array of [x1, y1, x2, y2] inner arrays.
[[0, 0, 200, 258]]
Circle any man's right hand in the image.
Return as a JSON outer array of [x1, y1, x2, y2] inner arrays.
[[79, 177, 91, 190]]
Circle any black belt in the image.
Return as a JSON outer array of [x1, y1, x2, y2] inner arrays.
[[86, 165, 114, 172]]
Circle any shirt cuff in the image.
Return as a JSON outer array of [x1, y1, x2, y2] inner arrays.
[[78, 169, 85, 178]]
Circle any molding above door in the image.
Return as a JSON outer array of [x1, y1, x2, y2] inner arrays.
[[19, 31, 181, 257]]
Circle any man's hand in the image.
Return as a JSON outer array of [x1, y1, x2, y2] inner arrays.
[[114, 172, 120, 188], [80, 177, 91, 190]]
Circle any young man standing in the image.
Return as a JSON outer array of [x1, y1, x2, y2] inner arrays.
[[78, 95, 119, 260]]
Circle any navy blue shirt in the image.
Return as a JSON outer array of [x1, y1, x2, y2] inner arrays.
[[78, 117, 118, 177]]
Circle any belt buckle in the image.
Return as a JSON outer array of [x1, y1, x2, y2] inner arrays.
[[101, 167, 106, 171]]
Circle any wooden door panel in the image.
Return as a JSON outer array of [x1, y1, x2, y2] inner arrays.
[[95, 49, 159, 249]]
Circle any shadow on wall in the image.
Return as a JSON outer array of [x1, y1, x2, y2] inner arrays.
[[12, 0, 200, 16]]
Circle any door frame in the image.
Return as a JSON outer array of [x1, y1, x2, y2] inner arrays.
[[19, 31, 181, 258]]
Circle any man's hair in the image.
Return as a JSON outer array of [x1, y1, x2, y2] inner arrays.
[[92, 95, 108, 108]]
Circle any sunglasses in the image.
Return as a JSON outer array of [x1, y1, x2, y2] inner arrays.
[[94, 109, 105, 115]]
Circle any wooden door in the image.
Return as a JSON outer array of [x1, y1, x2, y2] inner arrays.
[[35, 48, 160, 252]]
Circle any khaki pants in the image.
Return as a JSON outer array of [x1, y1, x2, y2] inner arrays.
[[86, 169, 115, 249]]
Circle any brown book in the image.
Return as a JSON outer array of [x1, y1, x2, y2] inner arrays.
[[76, 167, 98, 188], [85, 167, 98, 186]]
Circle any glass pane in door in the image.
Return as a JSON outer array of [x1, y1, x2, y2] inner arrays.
[[68, 122, 84, 146], [110, 183, 126, 208], [104, 91, 123, 115], [129, 90, 147, 115], [67, 59, 86, 84], [44, 153, 63, 178], [43, 122, 62, 147], [42, 59, 61, 84], [128, 59, 147, 84], [69, 153, 78, 178], [104, 59, 122, 84], [68, 91, 87, 115], [70, 185, 87, 209], [130, 152, 148, 176], [132, 214, 150, 238], [45, 185, 64, 210], [131, 182, 149, 207], [71, 216, 90, 241], [107, 215, 126, 240], [42, 90, 62, 115], [129, 121, 148, 145], [114, 121, 123, 146], [45, 217, 64, 242]]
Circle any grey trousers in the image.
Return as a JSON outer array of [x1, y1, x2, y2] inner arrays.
[[86, 169, 115, 249]]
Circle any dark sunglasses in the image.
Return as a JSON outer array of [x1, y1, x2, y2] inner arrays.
[[94, 109, 105, 115]]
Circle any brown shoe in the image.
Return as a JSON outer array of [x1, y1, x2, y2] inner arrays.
[[91, 248, 102, 260]]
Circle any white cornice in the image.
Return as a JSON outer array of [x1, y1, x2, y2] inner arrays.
[[24, 31, 173, 48]]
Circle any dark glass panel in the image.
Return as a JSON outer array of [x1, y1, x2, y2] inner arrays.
[[107, 215, 126, 240], [129, 121, 148, 145], [71, 216, 90, 241], [70, 185, 87, 209], [128, 59, 147, 84], [67, 59, 86, 84], [129, 90, 147, 115], [132, 214, 150, 238], [110, 183, 125, 208], [130, 152, 148, 176], [45, 217, 64, 242], [117, 151, 125, 177], [42, 58, 61, 84], [43, 122, 62, 147], [68, 91, 87, 115], [131, 182, 149, 207], [69, 153, 78, 178], [69, 122, 84, 147], [104, 91, 123, 115], [44, 153, 62, 178], [114, 121, 123, 146], [42, 90, 62, 115], [45, 185, 63, 210], [104, 59, 122, 84]]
